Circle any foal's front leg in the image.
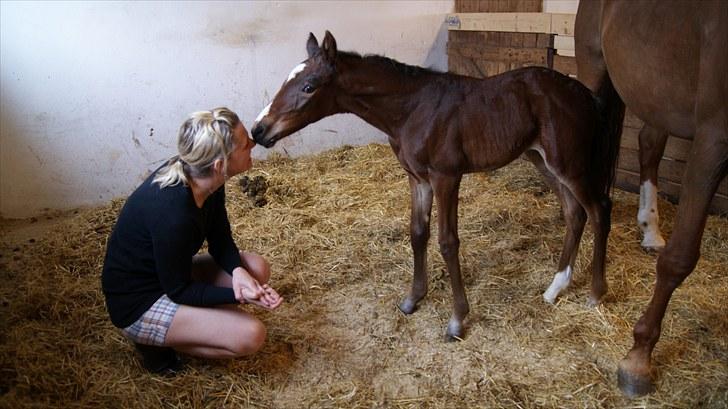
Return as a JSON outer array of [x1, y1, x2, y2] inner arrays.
[[398, 176, 433, 314], [431, 173, 468, 341]]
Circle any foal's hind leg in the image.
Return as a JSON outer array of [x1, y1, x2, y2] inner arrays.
[[565, 183, 611, 306], [543, 187, 587, 304], [638, 125, 668, 251], [524, 151, 587, 304], [398, 176, 433, 314]]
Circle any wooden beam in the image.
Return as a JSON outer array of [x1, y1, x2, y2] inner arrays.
[[446, 12, 575, 35], [448, 44, 551, 65]]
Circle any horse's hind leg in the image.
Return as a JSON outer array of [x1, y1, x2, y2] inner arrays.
[[399, 175, 433, 314], [430, 173, 468, 341], [618, 133, 728, 397], [524, 151, 587, 304], [638, 125, 668, 251]]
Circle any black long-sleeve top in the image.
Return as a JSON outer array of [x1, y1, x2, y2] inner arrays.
[[102, 168, 241, 328]]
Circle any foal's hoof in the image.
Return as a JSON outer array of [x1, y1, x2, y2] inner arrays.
[[398, 298, 418, 315], [617, 361, 655, 398], [586, 296, 601, 308], [445, 320, 464, 342], [586, 291, 606, 307]]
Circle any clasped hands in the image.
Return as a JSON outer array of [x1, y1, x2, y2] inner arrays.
[[232, 268, 283, 310]]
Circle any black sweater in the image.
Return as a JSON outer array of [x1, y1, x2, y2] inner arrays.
[[102, 169, 241, 328]]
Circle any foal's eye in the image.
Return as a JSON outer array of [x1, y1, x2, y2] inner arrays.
[[302, 84, 316, 94]]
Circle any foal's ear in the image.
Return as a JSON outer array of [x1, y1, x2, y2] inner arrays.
[[322, 31, 337, 63], [306, 32, 320, 58]]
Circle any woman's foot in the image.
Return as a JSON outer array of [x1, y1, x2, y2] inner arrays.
[[134, 343, 184, 376]]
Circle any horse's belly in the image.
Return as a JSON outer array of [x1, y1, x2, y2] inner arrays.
[[601, 0, 701, 138]]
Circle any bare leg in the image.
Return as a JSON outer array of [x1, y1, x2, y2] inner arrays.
[[166, 305, 266, 358], [165, 251, 272, 358], [618, 130, 728, 397], [431, 173, 468, 341], [399, 176, 433, 314], [191, 251, 271, 286], [638, 125, 668, 251]]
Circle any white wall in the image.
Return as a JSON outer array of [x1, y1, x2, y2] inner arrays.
[[0, 0, 452, 218], [543, 0, 579, 14]]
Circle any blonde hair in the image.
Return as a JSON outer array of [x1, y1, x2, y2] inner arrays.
[[153, 107, 241, 188]]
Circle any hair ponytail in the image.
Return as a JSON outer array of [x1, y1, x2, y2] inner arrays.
[[153, 156, 188, 188]]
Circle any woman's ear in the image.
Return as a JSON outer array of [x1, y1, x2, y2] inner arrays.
[[212, 158, 225, 177]]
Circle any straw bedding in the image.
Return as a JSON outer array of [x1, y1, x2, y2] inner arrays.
[[1, 143, 726, 408]]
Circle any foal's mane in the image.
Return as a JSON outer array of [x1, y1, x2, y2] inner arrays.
[[338, 50, 440, 78]]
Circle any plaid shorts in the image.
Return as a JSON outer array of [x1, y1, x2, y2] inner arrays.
[[121, 294, 180, 346]]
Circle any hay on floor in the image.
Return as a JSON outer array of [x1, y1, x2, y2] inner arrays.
[[1, 143, 726, 408]]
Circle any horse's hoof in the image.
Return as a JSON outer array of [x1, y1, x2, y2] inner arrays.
[[586, 290, 606, 307], [617, 365, 655, 397], [398, 299, 417, 315], [445, 320, 463, 342], [640, 244, 664, 254], [640, 237, 665, 253], [444, 333, 460, 342], [586, 296, 601, 307]]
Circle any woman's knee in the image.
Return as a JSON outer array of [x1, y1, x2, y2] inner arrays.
[[239, 251, 271, 284], [229, 317, 267, 357]]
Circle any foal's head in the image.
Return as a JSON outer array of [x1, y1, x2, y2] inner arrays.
[[252, 31, 340, 148]]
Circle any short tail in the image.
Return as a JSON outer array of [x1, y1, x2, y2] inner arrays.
[[592, 76, 625, 202]]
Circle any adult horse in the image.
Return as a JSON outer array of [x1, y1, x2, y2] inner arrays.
[[635, 124, 669, 251], [252, 31, 623, 340], [575, 0, 728, 397]]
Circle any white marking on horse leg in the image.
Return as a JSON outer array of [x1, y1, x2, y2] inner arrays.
[[447, 316, 463, 339], [637, 180, 665, 250], [543, 265, 573, 304], [285, 63, 307, 83], [254, 103, 271, 126]]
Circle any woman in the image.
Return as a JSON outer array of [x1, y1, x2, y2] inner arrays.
[[102, 107, 282, 374]]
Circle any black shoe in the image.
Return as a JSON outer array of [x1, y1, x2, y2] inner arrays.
[[134, 343, 184, 376]]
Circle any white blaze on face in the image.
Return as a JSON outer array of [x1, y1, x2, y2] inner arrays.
[[286, 63, 307, 83], [254, 103, 271, 126], [543, 265, 573, 304], [638, 180, 666, 249], [253, 63, 306, 128]]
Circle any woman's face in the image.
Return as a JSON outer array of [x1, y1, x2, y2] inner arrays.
[[226, 122, 255, 177]]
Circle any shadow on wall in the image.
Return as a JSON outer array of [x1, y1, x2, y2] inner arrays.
[[423, 21, 450, 72], [0, 106, 65, 219]]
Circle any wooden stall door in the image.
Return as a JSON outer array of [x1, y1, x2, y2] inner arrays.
[[447, 0, 727, 214]]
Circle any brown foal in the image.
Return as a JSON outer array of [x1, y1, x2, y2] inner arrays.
[[252, 31, 623, 341]]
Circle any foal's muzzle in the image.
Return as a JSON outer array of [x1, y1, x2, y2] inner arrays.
[[251, 124, 276, 148]]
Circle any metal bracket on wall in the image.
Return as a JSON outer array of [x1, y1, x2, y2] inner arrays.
[[445, 15, 461, 29]]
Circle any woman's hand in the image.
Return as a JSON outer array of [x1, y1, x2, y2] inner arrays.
[[231, 267, 283, 310], [232, 267, 264, 303]]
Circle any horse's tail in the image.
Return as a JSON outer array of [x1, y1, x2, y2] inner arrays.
[[591, 76, 625, 206]]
